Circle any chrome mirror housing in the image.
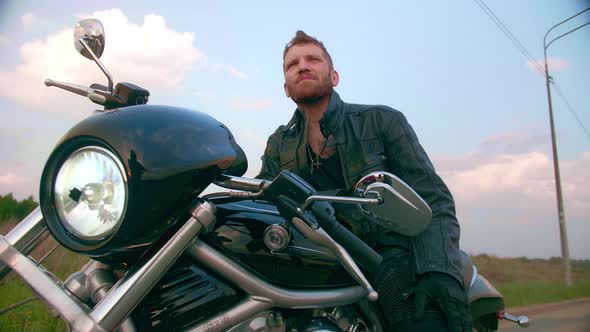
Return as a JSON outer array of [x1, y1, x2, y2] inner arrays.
[[74, 19, 105, 60], [354, 171, 432, 236], [73, 18, 114, 92]]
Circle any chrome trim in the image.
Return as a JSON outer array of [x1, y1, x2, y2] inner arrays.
[[500, 312, 530, 328], [203, 190, 264, 200], [187, 240, 367, 308], [0, 200, 214, 331], [0, 207, 48, 280], [44, 79, 107, 103], [0, 236, 105, 332], [183, 297, 272, 332], [214, 174, 270, 192], [190, 199, 217, 233], [286, 245, 337, 261], [89, 200, 216, 331], [79, 38, 114, 92], [229, 202, 281, 215], [65, 260, 137, 332], [291, 217, 378, 302], [300, 194, 382, 211], [86, 265, 116, 304], [263, 224, 291, 251], [65, 271, 91, 303], [55, 145, 128, 242]]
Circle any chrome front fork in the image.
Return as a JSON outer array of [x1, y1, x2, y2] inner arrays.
[[0, 200, 217, 332], [0, 207, 49, 280]]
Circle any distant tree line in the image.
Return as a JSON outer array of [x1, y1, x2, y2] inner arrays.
[[0, 193, 38, 222]]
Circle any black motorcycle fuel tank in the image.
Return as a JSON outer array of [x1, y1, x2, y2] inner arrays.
[[202, 197, 356, 288], [40, 105, 247, 263]]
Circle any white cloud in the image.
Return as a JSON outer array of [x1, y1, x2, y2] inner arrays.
[[209, 64, 248, 80], [235, 129, 267, 150], [438, 150, 588, 222], [444, 152, 554, 202], [0, 34, 9, 45], [527, 57, 569, 73], [232, 129, 267, 177], [22, 12, 33, 28], [229, 96, 273, 111], [433, 133, 589, 258], [0, 173, 18, 185], [0, 9, 245, 116]]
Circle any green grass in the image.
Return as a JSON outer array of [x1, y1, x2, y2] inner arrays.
[[1, 220, 87, 332], [0, 277, 68, 331], [497, 278, 590, 307], [471, 253, 590, 307]]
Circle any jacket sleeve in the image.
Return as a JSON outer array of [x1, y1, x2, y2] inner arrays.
[[381, 110, 464, 288], [256, 131, 282, 181]]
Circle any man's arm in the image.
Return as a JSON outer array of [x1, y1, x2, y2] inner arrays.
[[380, 110, 463, 286], [256, 133, 282, 180], [380, 110, 472, 331]]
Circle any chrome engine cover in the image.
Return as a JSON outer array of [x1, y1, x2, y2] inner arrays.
[[226, 306, 367, 332]]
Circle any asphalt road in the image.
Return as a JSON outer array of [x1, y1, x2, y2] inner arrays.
[[498, 298, 590, 331]]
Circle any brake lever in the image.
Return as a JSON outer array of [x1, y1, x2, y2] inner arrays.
[[45, 79, 106, 105], [291, 216, 379, 302], [299, 192, 383, 211], [213, 174, 270, 192]]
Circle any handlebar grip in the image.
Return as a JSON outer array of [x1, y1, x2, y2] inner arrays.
[[310, 202, 382, 272]]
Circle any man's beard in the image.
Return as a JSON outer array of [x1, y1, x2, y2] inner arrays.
[[288, 79, 333, 105]]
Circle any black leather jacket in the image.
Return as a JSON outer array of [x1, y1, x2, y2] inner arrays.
[[257, 91, 464, 287]]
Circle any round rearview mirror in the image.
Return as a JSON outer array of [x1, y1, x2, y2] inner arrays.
[[74, 19, 105, 60], [354, 171, 432, 236]]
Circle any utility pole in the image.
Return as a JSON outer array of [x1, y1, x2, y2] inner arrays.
[[543, 7, 590, 286]]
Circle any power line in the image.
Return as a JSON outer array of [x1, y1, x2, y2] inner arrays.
[[471, 0, 544, 73], [552, 81, 590, 140], [472, 0, 590, 140]]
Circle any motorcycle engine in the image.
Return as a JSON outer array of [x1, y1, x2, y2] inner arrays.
[[227, 306, 367, 332]]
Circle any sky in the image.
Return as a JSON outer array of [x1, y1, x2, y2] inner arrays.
[[0, 1, 588, 260]]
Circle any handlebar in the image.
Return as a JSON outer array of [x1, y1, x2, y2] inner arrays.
[[45, 79, 106, 104], [213, 171, 384, 300], [214, 172, 383, 272], [45, 78, 149, 110], [309, 201, 382, 272]]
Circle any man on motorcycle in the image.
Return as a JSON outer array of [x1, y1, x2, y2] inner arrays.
[[257, 30, 472, 331]]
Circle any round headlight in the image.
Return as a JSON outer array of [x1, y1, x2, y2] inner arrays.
[[53, 146, 127, 240]]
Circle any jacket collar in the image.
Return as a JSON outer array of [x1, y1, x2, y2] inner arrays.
[[319, 91, 345, 138], [283, 91, 345, 137]]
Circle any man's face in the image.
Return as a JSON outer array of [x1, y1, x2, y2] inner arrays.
[[283, 43, 338, 104]]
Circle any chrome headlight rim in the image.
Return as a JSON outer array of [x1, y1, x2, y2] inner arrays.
[[40, 138, 129, 252], [57, 145, 128, 241]]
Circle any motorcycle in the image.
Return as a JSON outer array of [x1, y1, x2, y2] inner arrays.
[[0, 19, 530, 332]]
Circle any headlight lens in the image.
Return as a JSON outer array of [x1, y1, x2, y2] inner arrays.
[[54, 146, 127, 240]]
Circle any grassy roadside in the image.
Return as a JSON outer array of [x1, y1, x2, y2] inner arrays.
[[471, 254, 590, 308], [497, 280, 590, 308], [1, 219, 87, 332]]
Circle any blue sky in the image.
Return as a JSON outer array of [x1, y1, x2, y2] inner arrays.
[[0, 1, 588, 259]]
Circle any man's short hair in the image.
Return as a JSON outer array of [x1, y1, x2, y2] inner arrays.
[[283, 30, 333, 69]]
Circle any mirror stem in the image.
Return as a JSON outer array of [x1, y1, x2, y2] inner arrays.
[[79, 38, 114, 93]]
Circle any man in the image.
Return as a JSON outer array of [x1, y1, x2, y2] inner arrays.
[[257, 30, 472, 331]]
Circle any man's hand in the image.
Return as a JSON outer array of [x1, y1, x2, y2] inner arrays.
[[413, 272, 472, 332]]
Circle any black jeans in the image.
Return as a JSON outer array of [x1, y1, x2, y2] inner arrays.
[[374, 248, 448, 332]]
